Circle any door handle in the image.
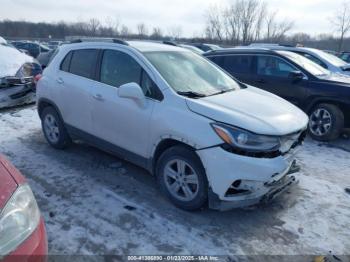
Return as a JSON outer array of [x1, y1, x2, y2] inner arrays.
[[93, 94, 105, 101], [56, 78, 64, 84]]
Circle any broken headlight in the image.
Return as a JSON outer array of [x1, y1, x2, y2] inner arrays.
[[211, 123, 281, 152]]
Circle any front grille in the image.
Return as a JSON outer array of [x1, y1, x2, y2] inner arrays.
[[0, 77, 34, 89]]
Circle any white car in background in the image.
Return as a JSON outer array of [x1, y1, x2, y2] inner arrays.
[[36, 39, 308, 211], [267, 45, 350, 76]]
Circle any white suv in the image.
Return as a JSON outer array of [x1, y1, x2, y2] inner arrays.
[[36, 39, 308, 210]]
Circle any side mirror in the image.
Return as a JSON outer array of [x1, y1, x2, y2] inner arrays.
[[289, 71, 305, 82], [118, 82, 146, 106]]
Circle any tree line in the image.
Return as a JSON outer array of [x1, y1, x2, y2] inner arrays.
[[1, 0, 350, 51]]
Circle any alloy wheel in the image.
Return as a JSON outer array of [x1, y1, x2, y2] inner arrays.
[[44, 114, 60, 144], [309, 108, 332, 137], [163, 159, 199, 202]]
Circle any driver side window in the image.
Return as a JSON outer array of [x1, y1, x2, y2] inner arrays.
[[257, 56, 296, 78], [100, 50, 163, 100]]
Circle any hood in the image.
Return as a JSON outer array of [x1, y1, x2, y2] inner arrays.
[[0, 45, 33, 78], [186, 86, 309, 136], [318, 72, 350, 84], [0, 157, 18, 210]]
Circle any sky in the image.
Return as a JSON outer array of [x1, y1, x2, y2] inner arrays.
[[0, 0, 344, 37]]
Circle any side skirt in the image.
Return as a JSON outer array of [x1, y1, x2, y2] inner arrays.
[[65, 124, 153, 173]]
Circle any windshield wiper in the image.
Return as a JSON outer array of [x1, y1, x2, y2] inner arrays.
[[207, 89, 234, 97], [177, 91, 207, 98]]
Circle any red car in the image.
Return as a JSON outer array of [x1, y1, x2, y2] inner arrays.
[[0, 155, 47, 262]]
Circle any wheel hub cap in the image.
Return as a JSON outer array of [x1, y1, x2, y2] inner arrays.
[[309, 108, 332, 137], [44, 114, 60, 143], [164, 159, 199, 202]]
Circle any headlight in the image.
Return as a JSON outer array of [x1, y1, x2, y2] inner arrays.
[[211, 123, 280, 152], [0, 184, 40, 256]]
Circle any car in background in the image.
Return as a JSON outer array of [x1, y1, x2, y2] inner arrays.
[[179, 44, 204, 55], [37, 39, 308, 211], [0, 154, 47, 261], [256, 44, 350, 76], [323, 50, 340, 57], [0, 36, 7, 45], [47, 41, 62, 50], [339, 51, 350, 63], [187, 43, 222, 52], [162, 41, 204, 55], [37, 49, 57, 69], [0, 44, 42, 109], [205, 48, 350, 141], [12, 41, 51, 58]]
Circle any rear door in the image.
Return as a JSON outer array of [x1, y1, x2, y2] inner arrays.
[[253, 55, 308, 106], [208, 54, 256, 86], [55, 48, 99, 134]]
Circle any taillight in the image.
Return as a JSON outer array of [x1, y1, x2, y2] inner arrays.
[[34, 74, 42, 85]]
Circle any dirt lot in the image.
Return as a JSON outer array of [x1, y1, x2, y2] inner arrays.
[[0, 106, 350, 258]]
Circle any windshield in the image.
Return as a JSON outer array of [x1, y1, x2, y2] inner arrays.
[[144, 51, 240, 96], [277, 51, 331, 76], [308, 48, 348, 67]]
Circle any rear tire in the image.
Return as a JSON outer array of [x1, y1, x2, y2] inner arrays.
[[156, 145, 208, 211], [308, 103, 344, 141], [41, 106, 71, 149]]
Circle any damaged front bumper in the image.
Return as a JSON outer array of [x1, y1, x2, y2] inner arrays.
[[0, 77, 36, 109], [197, 145, 302, 211]]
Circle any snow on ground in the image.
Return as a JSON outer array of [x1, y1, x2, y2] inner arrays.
[[0, 106, 350, 257]]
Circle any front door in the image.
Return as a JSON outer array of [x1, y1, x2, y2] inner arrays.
[[90, 49, 160, 160], [253, 55, 307, 106]]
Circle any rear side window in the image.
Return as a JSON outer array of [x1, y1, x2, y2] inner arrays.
[[60, 51, 72, 72], [208, 56, 224, 65], [222, 55, 254, 74], [257, 56, 296, 78], [69, 49, 98, 79]]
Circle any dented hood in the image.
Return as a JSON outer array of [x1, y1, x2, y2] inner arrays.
[[186, 86, 309, 136], [0, 45, 33, 78]]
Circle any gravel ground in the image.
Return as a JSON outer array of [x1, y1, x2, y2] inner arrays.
[[0, 106, 350, 260]]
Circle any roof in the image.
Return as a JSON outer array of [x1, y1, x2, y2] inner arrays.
[[128, 41, 185, 52], [61, 39, 188, 53]]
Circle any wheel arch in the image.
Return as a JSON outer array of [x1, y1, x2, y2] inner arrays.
[[306, 98, 350, 127], [151, 138, 201, 175], [37, 98, 63, 121]]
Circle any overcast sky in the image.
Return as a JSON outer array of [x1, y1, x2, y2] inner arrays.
[[0, 0, 343, 37]]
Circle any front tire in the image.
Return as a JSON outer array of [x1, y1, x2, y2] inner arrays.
[[308, 103, 344, 141], [41, 107, 71, 149], [156, 145, 208, 211]]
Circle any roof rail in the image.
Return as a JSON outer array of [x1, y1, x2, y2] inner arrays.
[[249, 43, 295, 47], [163, 41, 178, 47], [69, 38, 129, 46]]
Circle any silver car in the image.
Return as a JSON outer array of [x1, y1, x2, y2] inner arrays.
[[0, 44, 42, 109]]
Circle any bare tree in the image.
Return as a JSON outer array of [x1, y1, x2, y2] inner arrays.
[[204, 0, 294, 45], [265, 10, 293, 42], [87, 18, 101, 36], [151, 27, 163, 39], [331, 1, 350, 51], [137, 23, 148, 37], [120, 25, 131, 36], [167, 25, 183, 40], [205, 5, 224, 41]]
